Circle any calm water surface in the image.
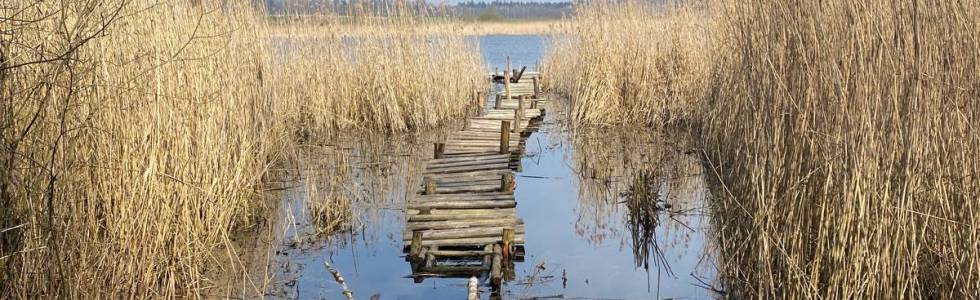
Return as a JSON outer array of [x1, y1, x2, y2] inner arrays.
[[262, 35, 720, 300]]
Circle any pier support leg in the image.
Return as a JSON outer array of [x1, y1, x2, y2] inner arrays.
[[504, 56, 511, 99], [491, 244, 502, 287], [433, 143, 444, 159], [499, 121, 510, 154], [477, 91, 485, 115], [533, 76, 540, 98], [424, 177, 437, 195], [514, 95, 525, 133], [500, 173, 515, 193], [410, 231, 423, 258], [502, 228, 514, 261]]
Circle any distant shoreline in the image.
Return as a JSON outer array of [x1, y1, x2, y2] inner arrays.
[[267, 19, 567, 37]]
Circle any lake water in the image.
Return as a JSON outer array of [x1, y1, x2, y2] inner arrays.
[[476, 35, 551, 72], [254, 35, 721, 300]]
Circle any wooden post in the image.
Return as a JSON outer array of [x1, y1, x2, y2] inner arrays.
[[502, 228, 514, 261], [514, 95, 525, 133], [491, 244, 502, 286], [532, 76, 540, 98], [425, 253, 435, 268], [424, 177, 437, 195], [433, 143, 444, 159], [500, 121, 510, 154], [500, 172, 515, 193], [494, 94, 502, 109], [410, 231, 423, 258], [477, 91, 485, 115], [504, 56, 511, 99], [467, 276, 479, 300], [494, 66, 498, 76]]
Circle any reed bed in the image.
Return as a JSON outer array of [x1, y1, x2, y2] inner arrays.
[[704, 1, 980, 297], [542, 2, 713, 126], [268, 17, 484, 134], [545, 0, 980, 297], [0, 0, 482, 297]]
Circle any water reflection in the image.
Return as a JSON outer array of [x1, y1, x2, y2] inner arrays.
[[511, 122, 720, 298]]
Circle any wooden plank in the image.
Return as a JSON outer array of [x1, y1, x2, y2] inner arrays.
[[410, 235, 526, 247], [407, 208, 518, 216], [409, 200, 516, 210], [425, 154, 509, 164], [428, 176, 507, 186], [423, 169, 512, 179], [408, 211, 517, 221], [425, 179, 500, 188], [413, 192, 515, 202], [428, 250, 493, 257], [421, 184, 501, 194], [414, 265, 488, 275], [424, 162, 510, 174], [426, 157, 510, 169], [401, 227, 526, 240], [405, 218, 523, 231]]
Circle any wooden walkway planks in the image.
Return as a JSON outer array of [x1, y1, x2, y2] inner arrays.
[[404, 69, 545, 287]]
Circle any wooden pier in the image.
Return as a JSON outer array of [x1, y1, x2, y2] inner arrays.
[[404, 59, 546, 291]]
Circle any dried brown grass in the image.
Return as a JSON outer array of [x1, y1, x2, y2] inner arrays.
[[705, 1, 980, 297], [543, 0, 980, 297], [0, 0, 482, 297], [542, 2, 713, 126]]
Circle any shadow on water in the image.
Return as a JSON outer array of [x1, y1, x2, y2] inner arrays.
[[216, 34, 724, 299]]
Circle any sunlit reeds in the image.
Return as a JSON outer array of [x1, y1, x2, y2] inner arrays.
[[545, 0, 980, 297], [542, 2, 713, 126], [267, 16, 484, 134], [0, 0, 482, 297], [704, 0, 980, 297]]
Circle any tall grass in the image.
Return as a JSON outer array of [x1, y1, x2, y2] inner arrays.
[[0, 0, 482, 297], [542, 2, 712, 126], [705, 1, 980, 297], [268, 16, 484, 134], [544, 0, 980, 297]]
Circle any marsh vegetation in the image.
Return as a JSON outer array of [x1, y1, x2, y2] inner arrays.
[[544, 0, 980, 298], [3, 0, 977, 298], [1, 0, 479, 297]]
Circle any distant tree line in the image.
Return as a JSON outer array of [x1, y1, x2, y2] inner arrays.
[[265, 0, 574, 20], [451, 1, 574, 19]]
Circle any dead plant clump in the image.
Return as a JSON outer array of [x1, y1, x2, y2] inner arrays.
[[0, 0, 482, 297]]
